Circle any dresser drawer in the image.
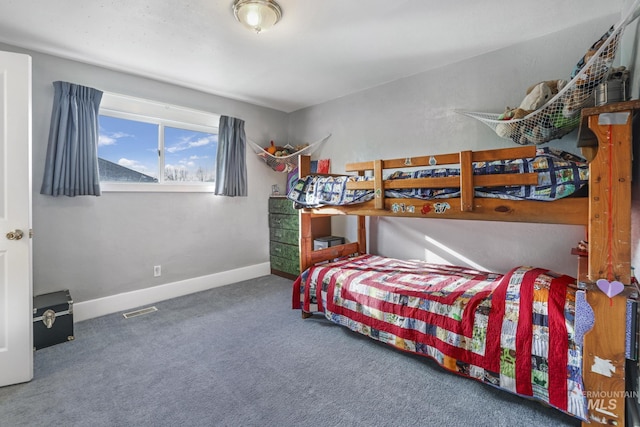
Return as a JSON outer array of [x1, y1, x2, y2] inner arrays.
[[269, 197, 297, 215], [270, 227, 298, 245], [271, 254, 300, 276], [269, 213, 298, 230], [270, 241, 300, 261], [268, 196, 302, 279]]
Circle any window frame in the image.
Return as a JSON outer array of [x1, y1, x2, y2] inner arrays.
[[98, 92, 220, 193]]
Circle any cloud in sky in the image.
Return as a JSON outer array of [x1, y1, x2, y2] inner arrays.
[[118, 158, 147, 171], [166, 135, 215, 154], [99, 130, 133, 146]]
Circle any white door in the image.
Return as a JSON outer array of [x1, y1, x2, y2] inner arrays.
[[0, 51, 33, 387]]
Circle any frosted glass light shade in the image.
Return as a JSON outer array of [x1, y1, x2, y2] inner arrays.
[[233, 0, 282, 33]]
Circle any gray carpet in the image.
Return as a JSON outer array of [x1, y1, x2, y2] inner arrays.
[[0, 275, 580, 426]]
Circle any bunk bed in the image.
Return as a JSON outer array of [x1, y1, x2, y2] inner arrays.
[[288, 100, 640, 426]]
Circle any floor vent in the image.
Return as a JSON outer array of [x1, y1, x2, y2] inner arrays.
[[123, 306, 158, 319]]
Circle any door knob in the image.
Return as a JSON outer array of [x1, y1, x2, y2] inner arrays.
[[6, 229, 24, 240]]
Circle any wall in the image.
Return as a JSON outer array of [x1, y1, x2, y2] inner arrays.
[[623, 0, 640, 97], [288, 14, 622, 277], [0, 42, 289, 308]]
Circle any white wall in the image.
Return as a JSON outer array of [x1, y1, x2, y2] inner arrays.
[[623, 0, 640, 97], [288, 14, 623, 276], [0, 42, 290, 304]]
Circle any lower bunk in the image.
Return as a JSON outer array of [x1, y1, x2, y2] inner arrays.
[[292, 253, 635, 424]]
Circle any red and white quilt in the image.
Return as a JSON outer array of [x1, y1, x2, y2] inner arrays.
[[292, 254, 586, 420]]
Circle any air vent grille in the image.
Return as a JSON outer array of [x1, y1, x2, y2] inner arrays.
[[122, 306, 158, 319]]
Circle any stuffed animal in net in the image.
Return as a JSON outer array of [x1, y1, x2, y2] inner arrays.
[[560, 25, 618, 118], [571, 25, 616, 89], [496, 79, 567, 144]]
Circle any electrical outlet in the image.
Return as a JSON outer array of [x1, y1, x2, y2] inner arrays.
[[154, 265, 161, 277]]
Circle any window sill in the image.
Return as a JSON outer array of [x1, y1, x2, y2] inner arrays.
[[100, 183, 216, 193]]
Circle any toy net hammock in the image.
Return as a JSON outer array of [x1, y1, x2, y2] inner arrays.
[[249, 134, 331, 173], [459, 1, 640, 145]]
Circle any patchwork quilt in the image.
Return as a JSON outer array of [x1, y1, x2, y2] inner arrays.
[[292, 255, 587, 420], [287, 148, 588, 208]]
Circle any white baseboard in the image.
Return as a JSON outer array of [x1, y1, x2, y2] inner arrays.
[[73, 262, 271, 322]]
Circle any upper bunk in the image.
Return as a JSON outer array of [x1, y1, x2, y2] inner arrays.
[[294, 145, 589, 226], [292, 100, 639, 226]]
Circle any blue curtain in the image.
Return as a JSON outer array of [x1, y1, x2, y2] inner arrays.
[[40, 81, 103, 197], [215, 116, 247, 197]]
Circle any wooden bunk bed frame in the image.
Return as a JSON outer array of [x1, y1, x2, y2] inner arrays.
[[296, 100, 640, 426]]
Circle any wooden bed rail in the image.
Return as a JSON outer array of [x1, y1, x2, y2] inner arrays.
[[344, 145, 537, 171], [305, 242, 360, 266], [344, 146, 539, 213], [297, 146, 588, 226], [299, 214, 366, 273]]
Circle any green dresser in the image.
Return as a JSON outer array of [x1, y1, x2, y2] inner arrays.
[[269, 197, 300, 278], [268, 196, 331, 279]]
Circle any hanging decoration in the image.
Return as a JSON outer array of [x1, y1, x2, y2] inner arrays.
[[249, 134, 331, 173]]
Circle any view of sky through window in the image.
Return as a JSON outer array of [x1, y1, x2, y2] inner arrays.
[[164, 125, 217, 182], [98, 115, 217, 183]]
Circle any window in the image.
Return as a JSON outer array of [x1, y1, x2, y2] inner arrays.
[[98, 92, 220, 192]]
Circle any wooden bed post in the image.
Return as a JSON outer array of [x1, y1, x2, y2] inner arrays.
[[299, 155, 313, 274], [357, 215, 366, 254], [585, 108, 633, 283], [373, 159, 384, 210], [579, 100, 640, 427], [459, 150, 474, 212]]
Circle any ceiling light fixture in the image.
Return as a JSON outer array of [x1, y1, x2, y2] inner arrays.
[[233, 0, 282, 34]]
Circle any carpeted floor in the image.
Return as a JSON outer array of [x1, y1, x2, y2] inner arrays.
[[0, 275, 580, 426]]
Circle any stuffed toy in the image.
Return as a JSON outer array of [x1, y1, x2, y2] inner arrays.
[[496, 80, 567, 143], [571, 25, 616, 89], [562, 65, 629, 118], [561, 27, 624, 119], [561, 85, 596, 118], [488, 24, 623, 144]]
